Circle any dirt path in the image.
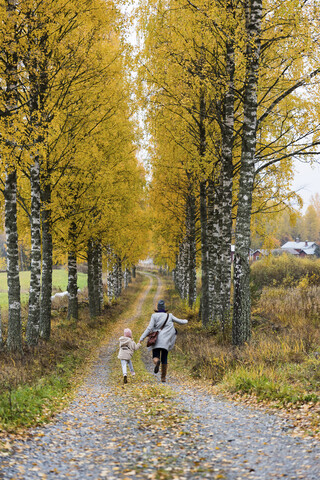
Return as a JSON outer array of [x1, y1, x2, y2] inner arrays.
[[0, 273, 319, 480]]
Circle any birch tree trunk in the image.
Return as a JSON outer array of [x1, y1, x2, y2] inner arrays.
[[67, 251, 78, 320], [26, 156, 41, 346], [88, 238, 98, 317], [115, 256, 122, 298], [107, 248, 116, 300], [207, 178, 221, 324], [186, 192, 197, 307], [127, 268, 132, 284], [173, 256, 178, 293], [4, 0, 22, 352], [233, 0, 262, 346], [219, 35, 235, 333], [96, 241, 103, 313], [93, 241, 99, 313], [4, 170, 22, 351], [181, 241, 189, 300], [26, 11, 49, 345], [107, 268, 115, 300], [88, 240, 103, 316], [198, 81, 209, 325], [67, 222, 78, 320], [199, 179, 209, 325], [40, 181, 53, 340], [173, 189, 197, 306], [175, 241, 188, 299], [124, 268, 131, 289], [124, 269, 129, 289]]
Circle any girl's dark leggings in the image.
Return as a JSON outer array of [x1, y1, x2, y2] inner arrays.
[[152, 348, 168, 364]]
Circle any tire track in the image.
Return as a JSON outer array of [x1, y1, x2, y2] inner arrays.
[[0, 274, 319, 480]]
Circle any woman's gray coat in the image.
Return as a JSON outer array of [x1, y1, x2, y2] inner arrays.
[[139, 312, 188, 351]]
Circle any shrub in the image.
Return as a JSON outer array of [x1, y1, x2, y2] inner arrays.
[[250, 254, 320, 290], [254, 285, 320, 324]]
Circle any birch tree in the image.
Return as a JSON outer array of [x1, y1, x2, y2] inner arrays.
[[1, 0, 22, 352], [232, 0, 262, 345], [139, 0, 320, 342]]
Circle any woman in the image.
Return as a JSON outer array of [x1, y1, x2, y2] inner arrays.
[[139, 299, 188, 382]]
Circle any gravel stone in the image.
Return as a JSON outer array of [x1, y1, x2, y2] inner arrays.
[[0, 274, 319, 479]]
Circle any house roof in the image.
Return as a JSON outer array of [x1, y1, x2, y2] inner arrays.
[[300, 246, 317, 255], [252, 249, 268, 255], [281, 241, 316, 250], [282, 248, 300, 255]]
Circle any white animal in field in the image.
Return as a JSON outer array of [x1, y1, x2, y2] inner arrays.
[[51, 291, 69, 300], [51, 289, 81, 300]]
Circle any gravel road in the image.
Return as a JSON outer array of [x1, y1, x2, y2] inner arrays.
[[0, 273, 319, 480]]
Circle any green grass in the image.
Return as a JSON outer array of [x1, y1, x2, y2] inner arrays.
[[0, 354, 78, 430], [0, 269, 87, 309], [0, 274, 145, 432], [223, 366, 319, 405]]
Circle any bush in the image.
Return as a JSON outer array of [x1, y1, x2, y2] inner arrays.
[[250, 254, 320, 290], [254, 284, 320, 329]]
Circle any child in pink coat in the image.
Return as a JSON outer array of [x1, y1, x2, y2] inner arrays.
[[118, 328, 140, 384]]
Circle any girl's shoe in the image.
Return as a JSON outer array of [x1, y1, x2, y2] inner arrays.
[[131, 372, 135, 376], [123, 375, 127, 384]]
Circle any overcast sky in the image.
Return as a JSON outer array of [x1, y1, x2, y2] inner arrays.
[[292, 161, 320, 210]]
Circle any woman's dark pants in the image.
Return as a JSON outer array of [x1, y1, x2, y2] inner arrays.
[[152, 348, 168, 364]]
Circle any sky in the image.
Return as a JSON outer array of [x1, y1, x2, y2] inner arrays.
[[292, 160, 320, 210]]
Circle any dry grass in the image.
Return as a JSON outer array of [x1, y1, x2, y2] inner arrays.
[[254, 285, 320, 329], [162, 276, 320, 413]]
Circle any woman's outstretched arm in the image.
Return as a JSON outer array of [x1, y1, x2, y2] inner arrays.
[[171, 314, 188, 325]]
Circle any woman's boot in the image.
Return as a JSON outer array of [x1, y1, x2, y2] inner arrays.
[[153, 357, 160, 373], [161, 364, 167, 382]]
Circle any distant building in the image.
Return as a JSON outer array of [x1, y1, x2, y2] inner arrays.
[[251, 249, 268, 261], [281, 240, 318, 257], [231, 241, 319, 263], [138, 257, 157, 269]]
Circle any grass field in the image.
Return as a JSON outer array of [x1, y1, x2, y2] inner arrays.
[[0, 269, 87, 309], [0, 274, 144, 432]]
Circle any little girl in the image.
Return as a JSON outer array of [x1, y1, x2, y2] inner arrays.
[[118, 328, 140, 384]]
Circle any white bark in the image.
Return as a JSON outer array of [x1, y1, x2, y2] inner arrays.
[[219, 33, 235, 333], [26, 156, 42, 346], [97, 243, 104, 312], [207, 179, 221, 324], [88, 238, 97, 317], [4, 170, 22, 352], [67, 254, 78, 320], [233, 0, 262, 345], [3, 0, 22, 352], [40, 181, 53, 339]]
